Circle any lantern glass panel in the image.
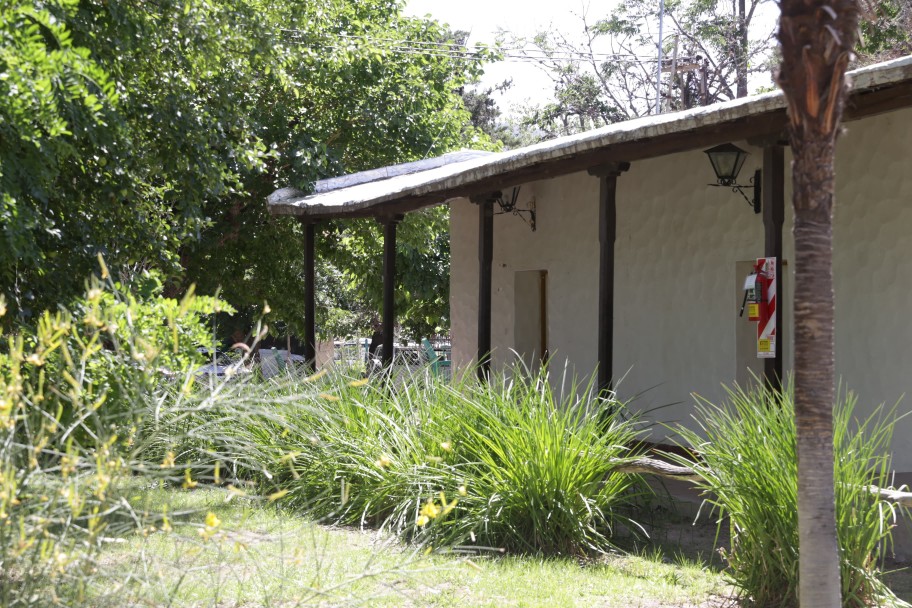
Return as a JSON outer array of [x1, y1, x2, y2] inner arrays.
[[705, 143, 748, 183]]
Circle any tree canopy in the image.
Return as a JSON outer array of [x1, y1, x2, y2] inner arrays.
[[505, 0, 908, 141], [1, 0, 496, 340], [507, 0, 775, 139]]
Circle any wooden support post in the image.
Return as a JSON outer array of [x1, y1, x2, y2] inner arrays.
[[588, 162, 630, 396], [762, 145, 785, 392], [302, 220, 317, 371], [380, 215, 403, 368], [472, 193, 497, 381]]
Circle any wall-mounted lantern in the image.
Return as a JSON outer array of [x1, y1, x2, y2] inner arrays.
[[495, 186, 536, 231], [704, 143, 761, 214]]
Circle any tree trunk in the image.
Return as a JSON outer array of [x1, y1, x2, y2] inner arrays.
[[791, 137, 841, 607], [777, 0, 859, 604]]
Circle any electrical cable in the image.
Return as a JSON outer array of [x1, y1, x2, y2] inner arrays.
[[280, 29, 660, 64]]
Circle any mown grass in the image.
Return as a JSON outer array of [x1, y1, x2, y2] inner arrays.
[[87, 486, 731, 607]]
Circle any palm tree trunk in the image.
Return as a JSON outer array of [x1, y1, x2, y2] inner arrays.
[[777, 0, 860, 604], [791, 137, 841, 607]]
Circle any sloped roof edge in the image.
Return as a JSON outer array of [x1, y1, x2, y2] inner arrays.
[[268, 55, 912, 219]]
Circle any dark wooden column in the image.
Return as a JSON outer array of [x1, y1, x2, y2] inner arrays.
[[301, 219, 317, 371], [762, 144, 785, 391], [588, 162, 630, 395], [472, 193, 497, 381], [379, 215, 403, 368]]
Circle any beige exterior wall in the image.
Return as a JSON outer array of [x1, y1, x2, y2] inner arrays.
[[450, 106, 912, 470]]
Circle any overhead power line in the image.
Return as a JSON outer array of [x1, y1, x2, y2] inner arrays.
[[279, 29, 660, 65]]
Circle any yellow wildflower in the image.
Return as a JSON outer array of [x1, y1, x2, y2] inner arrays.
[[160, 451, 176, 468], [420, 499, 441, 520], [305, 368, 328, 382], [416, 515, 430, 527], [225, 484, 247, 501], [205, 512, 221, 529], [199, 511, 221, 540], [374, 454, 392, 468], [438, 492, 458, 515], [182, 468, 198, 489], [458, 485, 468, 496], [97, 253, 109, 279], [439, 441, 452, 452], [268, 489, 289, 502]]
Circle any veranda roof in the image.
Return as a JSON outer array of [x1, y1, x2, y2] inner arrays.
[[267, 55, 912, 220]]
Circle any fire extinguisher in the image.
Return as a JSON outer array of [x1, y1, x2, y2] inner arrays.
[[740, 260, 767, 321]]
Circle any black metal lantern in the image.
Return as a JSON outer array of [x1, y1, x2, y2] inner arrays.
[[493, 186, 536, 231], [704, 143, 761, 214], [705, 143, 748, 186]]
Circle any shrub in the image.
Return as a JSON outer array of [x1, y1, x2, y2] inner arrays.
[[672, 383, 905, 607]]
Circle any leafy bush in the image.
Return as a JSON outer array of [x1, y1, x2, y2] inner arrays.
[[672, 383, 905, 607]]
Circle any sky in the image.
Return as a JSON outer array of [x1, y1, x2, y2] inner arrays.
[[404, 0, 610, 110]]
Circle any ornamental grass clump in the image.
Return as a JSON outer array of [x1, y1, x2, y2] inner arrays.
[[672, 383, 906, 607], [437, 368, 648, 555], [240, 364, 649, 555]]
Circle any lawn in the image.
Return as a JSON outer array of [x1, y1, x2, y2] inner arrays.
[[86, 486, 732, 607]]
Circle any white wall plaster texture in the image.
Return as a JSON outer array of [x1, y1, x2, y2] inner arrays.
[[450, 106, 912, 469], [833, 108, 912, 470]]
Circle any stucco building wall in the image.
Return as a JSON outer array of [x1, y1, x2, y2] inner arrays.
[[450, 106, 912, 470]]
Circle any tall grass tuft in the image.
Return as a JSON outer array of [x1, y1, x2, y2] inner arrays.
[[154, 363, 650, 556], [438, 368, 647, 554], [0, 265, 231, 606], [672, 382, 906, 607]]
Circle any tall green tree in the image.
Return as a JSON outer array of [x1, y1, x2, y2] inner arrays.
[[857, 0, 911, 63], [1, 0, 494, 339], [1, 1, 122, 320], [513, 0, 776, 138], [179, 3, 494, 339]]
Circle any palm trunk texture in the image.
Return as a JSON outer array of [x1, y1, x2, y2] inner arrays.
[[777, 0, 860, 605]]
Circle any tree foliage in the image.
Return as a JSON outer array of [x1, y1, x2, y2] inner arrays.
[[857, 0, 911, 63], [509, 0, 911, 141], [513, 0, 776, 139], [1, 0, 495, 339]]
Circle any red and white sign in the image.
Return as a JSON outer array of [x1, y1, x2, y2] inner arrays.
[[756, 257, 776, 359]]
